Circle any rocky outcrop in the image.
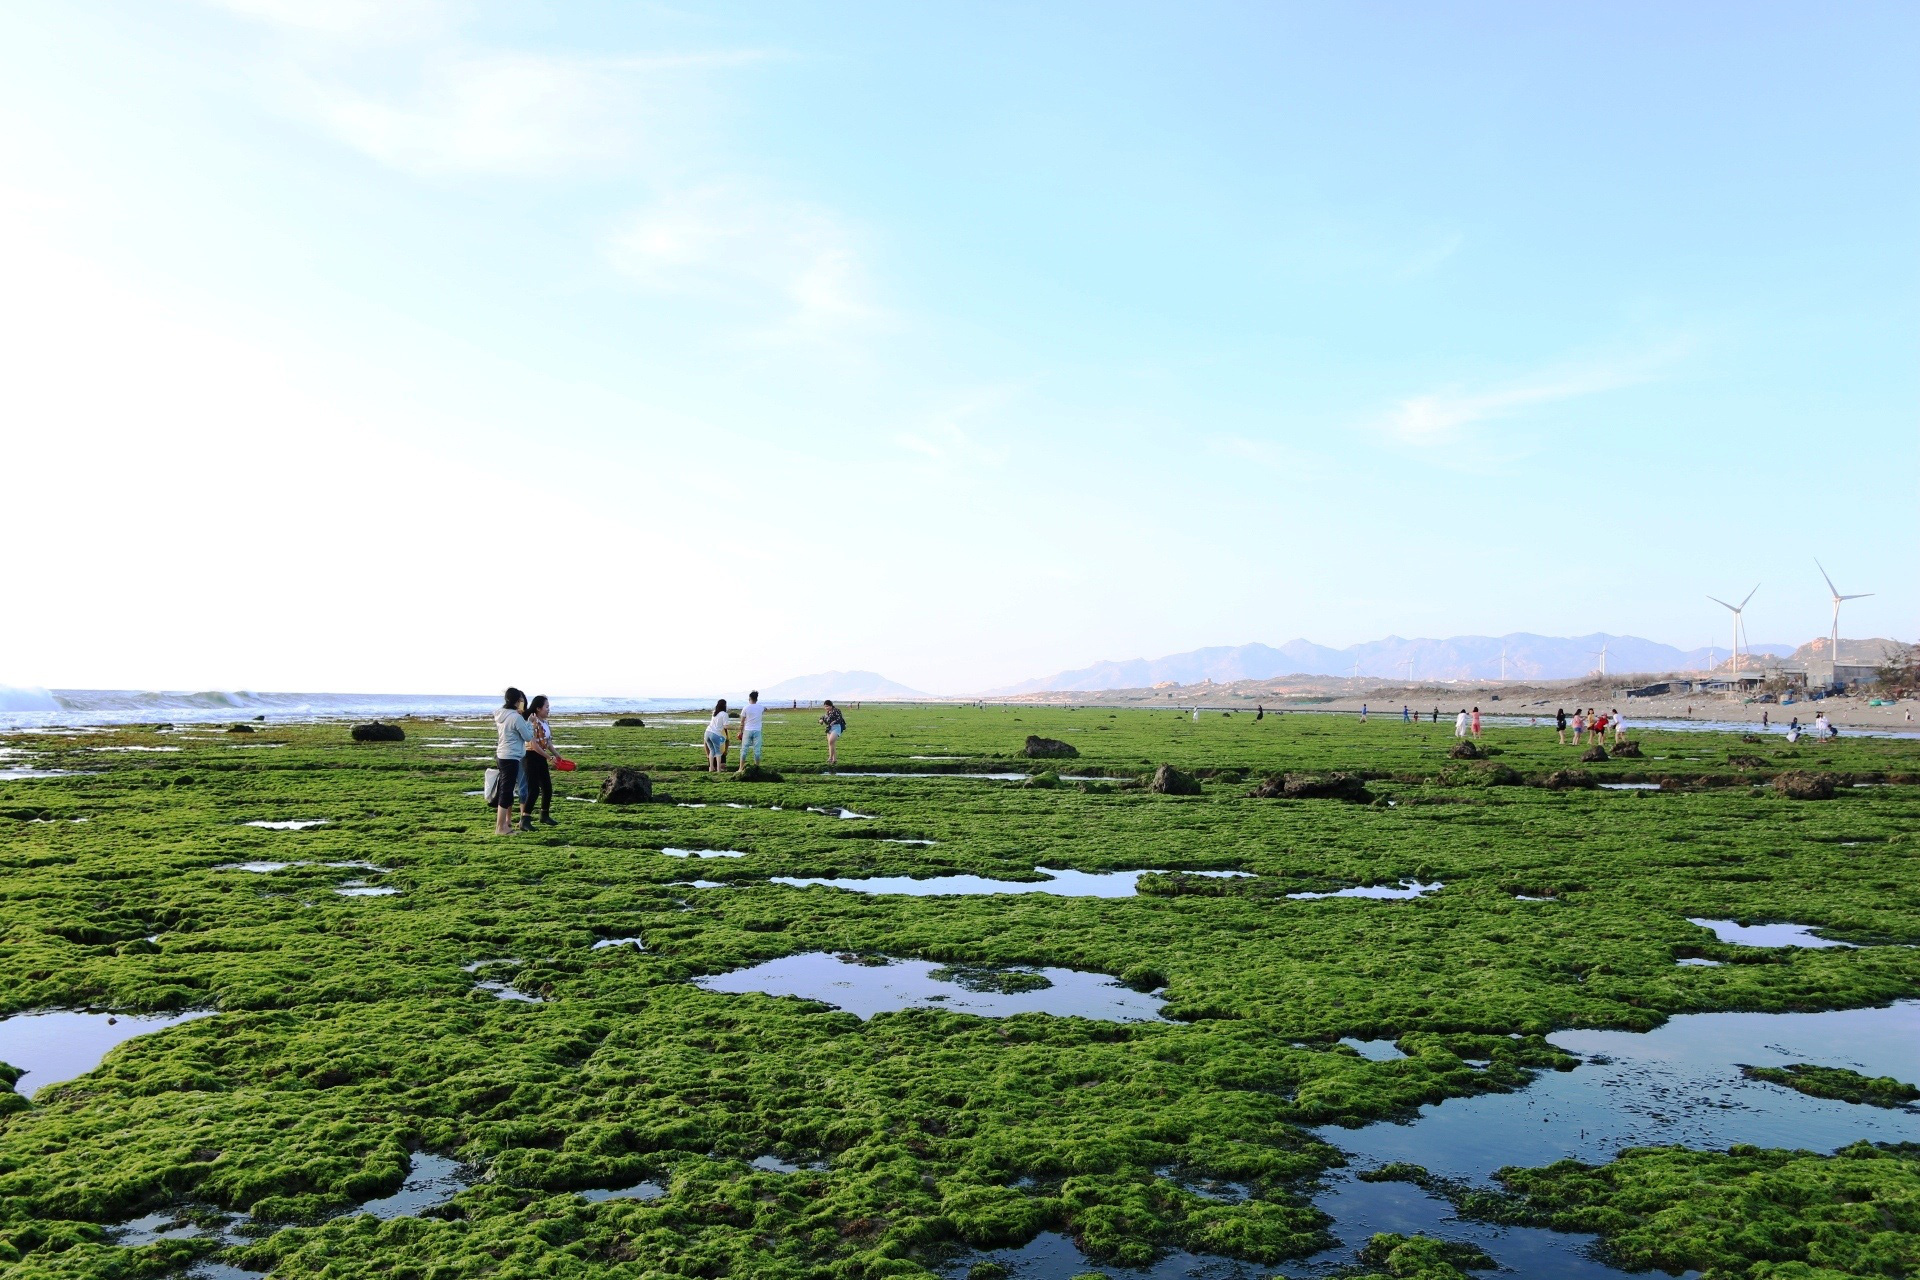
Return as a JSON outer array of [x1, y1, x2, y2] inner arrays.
[[1248, 772, 1374, 803], [1774, 771, 1836, 800], [1539, 769, 1596, 790], [1580, 745, 1609, 763], [1611, 740, 1642, 759], [600, 768, 654, 804], [613, 717, 646, 728], [1149, 764, 1202, 796], [734, 764, 782, 782], [1447, 741, 1484, 760], [1023, 736, 1079, 759], [227, 723, 255, 734], [351, 722, 406, 743]]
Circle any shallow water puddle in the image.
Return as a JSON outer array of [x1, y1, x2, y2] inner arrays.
[[883, 838, 937, 845], [244, 819, 329, 830], [0, 1009, 217, 1097], [0, 768, 91, 779], [1598, 782, 1661, 790], [1676, 957, 1724, 967], [663, 847, 748, 859], [750, 1153, 829, 1173], [807, 806, 875, 820], [216, 859, 387, 874], [1338, 1037, 1407, 1062], [1687, 918, 1856, 948], [578, 1179, 665, 1202], [335, 883, 399, 897], [771, 867, 1249, 898], [694, 953, 1167, 1022], [1287, 880, 1442, 901], [357, 1153, 473, 1218], [475, 979, 543, 1003], [591, 936, 644, 951], [1320, 1001, 1920, 1184]]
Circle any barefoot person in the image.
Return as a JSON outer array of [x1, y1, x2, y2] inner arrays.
[[492, 687, 534, 836], [739, 690, 766, 766], [703, 699, 731, 773], [820, 699, 847, 765], [1454, 708, 1469, 738], [516, 695, 556, 829], [1556, 706, 1568, 744], [1470, 706, 1482, 738]]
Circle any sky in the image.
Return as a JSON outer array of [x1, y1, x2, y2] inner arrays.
[[1, 0, 1914, 696]]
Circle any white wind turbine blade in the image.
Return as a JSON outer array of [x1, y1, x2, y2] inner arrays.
[[1816, 559, 1840, 599]]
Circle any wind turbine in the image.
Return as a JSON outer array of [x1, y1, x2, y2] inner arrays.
[[1589, 641, 1610, 677], [1499, 642, 1508, 681], [1707, 586, 1758, 680], [1815, 560, 1871, 671], [1348, 659, 1361, 681], [1402, 657, 1415, 684]]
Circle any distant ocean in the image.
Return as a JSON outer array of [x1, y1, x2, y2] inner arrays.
[[0, 689, 708, 731]]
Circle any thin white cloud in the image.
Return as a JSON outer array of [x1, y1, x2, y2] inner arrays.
[[1376, 344, 1686, 450], [606, 184, 882, 341], [199, 0, 451, 39]]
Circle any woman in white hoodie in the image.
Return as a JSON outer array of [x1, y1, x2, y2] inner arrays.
[[493, 687, 535, 835]]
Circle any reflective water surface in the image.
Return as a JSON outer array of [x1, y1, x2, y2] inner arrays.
[[694, 953, 1167, 1022]]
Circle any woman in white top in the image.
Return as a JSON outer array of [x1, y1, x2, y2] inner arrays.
[[704, 700, 732, 773]]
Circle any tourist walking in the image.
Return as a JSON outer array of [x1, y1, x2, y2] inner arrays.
[[1611, 707, 1626, 746], [1555, 707, 1568, 744], [516, 695, 557, 829], [1360, 702, 1368, 722], [492, 687, 534, 836], [1431, 706, 1439, 724], [1571, 708, 1586, 744], [820, 699, 847, 765], [739, 690, 766, 766], [703, 699, 731, 772], [1470, 706, 1482, 738], [1454, 709, 1469, 738], [1402, 704, 1411, 723]]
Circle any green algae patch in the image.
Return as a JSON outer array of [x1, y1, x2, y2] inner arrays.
[[1492, 1141, 1920, 1279], [1, 707, 1918, 1277], [1356, 1231, 1495, 1277], [1741, 1063, 1920, 1110]]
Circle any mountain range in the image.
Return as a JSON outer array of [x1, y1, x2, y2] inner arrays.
[[986, 633, 1802, 694], [760, 670, 929, 700]]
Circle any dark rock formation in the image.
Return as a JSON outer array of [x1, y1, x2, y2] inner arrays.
[[351, 722, 406, 743], [1023, 735, 1079, 759], [227, 723, 255, 734], [1611, 740, 1643, 759], [1580, 745, 1609, 763], [1149, 764, 1202, 796], [614, 717, 646, 728], [1774, 771, 1836, 801], [1447, 741, 1484, 760], [600, 768, 654, 804], [1539, 769, 1596, 790], [733, 764, 782, 782], [1248, 772, 1374, 803]]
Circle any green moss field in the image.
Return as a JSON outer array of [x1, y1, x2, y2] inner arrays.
[[2, 706, 1917, 1279]]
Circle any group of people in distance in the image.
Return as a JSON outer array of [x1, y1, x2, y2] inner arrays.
[[1554, 706, 1627, 746], [701, 693, 849, 771], [491, 687, 563, 835]]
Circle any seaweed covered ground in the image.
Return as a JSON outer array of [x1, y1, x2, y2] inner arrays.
[[1, 706, 1916, 1279]]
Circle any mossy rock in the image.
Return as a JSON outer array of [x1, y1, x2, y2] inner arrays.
[[1024, 771, 1060, 789], [1580, 745, 1609, 763], [351, 722, 406, 743], [1611, 740, 1643, 758], [1739, 1062, 1919, 1108], [599, 767, 653, 804], [1247, 772, 1374, 803], [1150, 764, 1202, 795], [1774, 771, 1836, 800], [734, 764, 783, 782], [1356, 1232, 1494, 1276], [613, 717, 646, 728], [227, 723, 255, 734], [1538, 769, 1596, 790], [1447, 741, 1485, 760], [1023, 735, 1078, 759]]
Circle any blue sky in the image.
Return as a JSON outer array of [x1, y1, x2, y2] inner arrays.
[[2, 1, 1913, 694]]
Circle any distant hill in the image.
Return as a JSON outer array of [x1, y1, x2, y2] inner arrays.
[[1789, 637, 1904, 666], [761, 670, 927, 701], [988, 633, 1801, 693]]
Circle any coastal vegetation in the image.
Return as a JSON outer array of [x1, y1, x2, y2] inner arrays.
[[1, 706, 1916, 1277]]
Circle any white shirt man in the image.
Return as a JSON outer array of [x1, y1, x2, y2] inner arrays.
[[740, 692, 767, 764]]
